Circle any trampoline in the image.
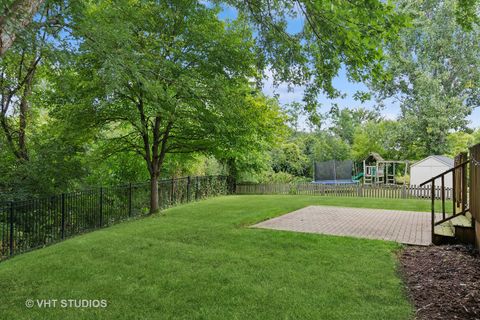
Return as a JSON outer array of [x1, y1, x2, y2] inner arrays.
[[312, 179, 358, 185], [313, 160, 359, 185]]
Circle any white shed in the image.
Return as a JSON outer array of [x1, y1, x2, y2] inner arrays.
[[410, 155, 454, 188]]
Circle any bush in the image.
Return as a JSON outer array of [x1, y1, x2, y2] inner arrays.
[[258, 171, 309, 183]]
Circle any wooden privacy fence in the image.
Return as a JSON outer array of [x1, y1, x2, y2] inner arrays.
[[236, 183, 453, 200]]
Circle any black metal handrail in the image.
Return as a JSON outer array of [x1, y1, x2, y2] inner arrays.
[[419, 160, 469, 187], [420, 159, 470, 241]]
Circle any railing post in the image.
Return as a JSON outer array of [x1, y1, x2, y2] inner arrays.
[[187, 176, 191, 202], [128, 183, 133, 217], [9, 201, 14, 256], [441, 176, 445, 220], [431, 181, 435, 243], [462, 162, 467, 214], [452, 166, 456, 215], [61, 193, 66, 239], [469, 155, 476, 228], [99, 187, 103, 227]]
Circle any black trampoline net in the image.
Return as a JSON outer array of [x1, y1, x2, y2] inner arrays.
[[314, 160, 353, 181]]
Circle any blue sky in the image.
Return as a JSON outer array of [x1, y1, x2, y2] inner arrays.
[[262, 64, 480, 129], [219, 5, 480, 129]]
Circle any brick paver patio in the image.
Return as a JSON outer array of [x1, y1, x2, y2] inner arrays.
[[253, 206, 431, 245]]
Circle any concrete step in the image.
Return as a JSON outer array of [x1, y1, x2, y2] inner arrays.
[[434, 222, 454, 237], [433, 214, 475, 245], [451, 214, 473, 227], [465, 211, 473, 221]]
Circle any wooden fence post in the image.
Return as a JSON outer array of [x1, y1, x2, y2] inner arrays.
[[357, 184, 362, 197]]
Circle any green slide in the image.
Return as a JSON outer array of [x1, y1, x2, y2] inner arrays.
[[352, 172, 364, 181]]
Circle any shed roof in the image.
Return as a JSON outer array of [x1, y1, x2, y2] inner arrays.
[[411, 155, 454, 168]]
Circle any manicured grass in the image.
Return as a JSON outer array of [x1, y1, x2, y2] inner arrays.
[[0, 195, 423, 320]]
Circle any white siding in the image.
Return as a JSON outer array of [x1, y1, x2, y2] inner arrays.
[[410, 157, 453, 188]]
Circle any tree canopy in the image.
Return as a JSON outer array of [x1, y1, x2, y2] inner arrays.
[[1, 0, 479, 202], [50, 0, 286, 211], [369, 0, 480, 158]]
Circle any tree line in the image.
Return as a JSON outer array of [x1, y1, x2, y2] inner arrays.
[[0, 0, 478, 210]]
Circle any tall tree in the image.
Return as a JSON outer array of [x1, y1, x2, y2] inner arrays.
[[370, 0, 480, 157], [0, 1, 65, 163], [0, 38, 42, 162], [0, 3, 48, 162], [328, 105, 380, 145], [57, 0, 283, 213], [351, 120, 400, 161]]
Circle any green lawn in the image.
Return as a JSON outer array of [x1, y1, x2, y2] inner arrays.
[[0, 195, 427, 320]]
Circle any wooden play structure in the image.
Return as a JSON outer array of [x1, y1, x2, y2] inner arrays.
[[362, 153, 409, 185]]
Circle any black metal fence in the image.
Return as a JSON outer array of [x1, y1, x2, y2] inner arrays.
[[0, 175, 233, 261]]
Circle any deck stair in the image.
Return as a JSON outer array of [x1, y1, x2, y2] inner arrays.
[[433, 214, 474, 244], [421, 152, 476, 245]]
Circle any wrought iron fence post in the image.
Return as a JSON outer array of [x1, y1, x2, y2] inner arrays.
[[99, 187, 103, 227], [9, 201, 14, 256], [170, 178, 174, 205], [187, 176, 191, 202], [128, 183, 133, 217], [61, 193, 66, 239], [195, 176, 199, 201]]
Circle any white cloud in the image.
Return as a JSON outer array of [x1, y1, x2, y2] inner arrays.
[[261, 68, 305, 105]]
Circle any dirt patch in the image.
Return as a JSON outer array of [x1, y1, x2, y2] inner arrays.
[[400, 245, 480, 320]]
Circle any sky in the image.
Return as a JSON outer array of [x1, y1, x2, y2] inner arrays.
[[219, 4, 480, 130]]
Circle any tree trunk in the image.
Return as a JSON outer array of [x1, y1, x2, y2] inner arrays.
[[0, 0, 44, 56], [17, 74, 33, 161], [226, 158, 237, 194], [227, 158, 237, 179], [150, 174, 159, 214]]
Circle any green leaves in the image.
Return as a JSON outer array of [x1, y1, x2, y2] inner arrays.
[[221, 0, 408, 113], [455, 0, 480, 30], [369, 0, 480, 158], [55, 0, 286, 182]]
